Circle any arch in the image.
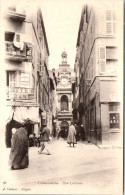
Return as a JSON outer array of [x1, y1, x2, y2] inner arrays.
[[60, 120, 69, 138], [5, 119, 33, 148], [5, 120, 22, 148], [61, 95, 68, 111], [60, 121, 69, 129]]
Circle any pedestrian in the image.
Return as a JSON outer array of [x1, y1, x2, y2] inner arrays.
[[9, 127, 29, 170], [57, 127, 61, 139], [74, 123, 80, 141], [33, 133, 38, 147], [67, 121, 77, 147], [29, 134, 34, 147], [38, 125, 52, 155]]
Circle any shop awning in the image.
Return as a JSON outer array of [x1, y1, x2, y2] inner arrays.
[[6, 106, 40, 124]]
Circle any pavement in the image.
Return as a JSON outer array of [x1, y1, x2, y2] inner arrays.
[[0, 139, 123, 195]]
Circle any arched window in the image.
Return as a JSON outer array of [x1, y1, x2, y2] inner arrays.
[[61, 95, 68, 111]]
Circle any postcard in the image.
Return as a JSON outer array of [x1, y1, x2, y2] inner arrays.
[[0, 0, 123, 194]]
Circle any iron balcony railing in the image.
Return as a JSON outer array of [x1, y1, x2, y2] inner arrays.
[[6, 87, 35, 101]]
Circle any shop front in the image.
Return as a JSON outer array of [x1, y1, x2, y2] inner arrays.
[[100, 80, 122, 146], [5, 105, 40, 147]]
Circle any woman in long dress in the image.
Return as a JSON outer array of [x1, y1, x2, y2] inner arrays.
[[9, 127, 29, 170], [67, 121, 77, 147]]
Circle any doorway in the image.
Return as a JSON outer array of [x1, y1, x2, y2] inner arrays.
[[60, 121, 69, 138]]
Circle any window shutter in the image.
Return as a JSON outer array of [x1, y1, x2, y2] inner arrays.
[[113, 22, 116, 34], [99, 46, 106, 73], [113, 12, 116, 20], [106, 10, 112, 35], [106, 10, 116, 36], [106, 10, 112, 20], [15, 33, 20, 42], [106, 22, 112, 35], [9, 72, 16, 87]]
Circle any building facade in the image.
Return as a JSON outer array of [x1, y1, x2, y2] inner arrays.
[[73, 0, 123, 146], [55, 52, 75, 137], [3, 2, 50, 147], [48, 69, 57, 136]]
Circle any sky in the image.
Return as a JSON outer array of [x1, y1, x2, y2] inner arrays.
[[41, 0, 84, 70]]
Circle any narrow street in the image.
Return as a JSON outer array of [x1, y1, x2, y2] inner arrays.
[[1, 139, 123, 194], [0, 1, 123, 195]]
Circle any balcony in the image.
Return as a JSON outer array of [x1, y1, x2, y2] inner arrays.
[[5, 7, 26, 21], [5, 41, 26, 61], [6, 87, 35, 102]]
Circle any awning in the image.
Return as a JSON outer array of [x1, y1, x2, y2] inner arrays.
[[13, 107, 40, 123], [6, 106, 14, 123], [6, 106, 40, 124]]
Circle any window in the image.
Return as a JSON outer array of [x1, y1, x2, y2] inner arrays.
[[15, 34, 20, 42], [106, 10, 116, 35], [106, 47, 118, 74], [7, 71, 16, 87], [99, 46, 106, 73], [110, 113, 120, 128], [109, 103, 120, 111], [61, 95, 68, 111], [5, 32, 15, 42], [106, 60, 118, 74], [109, 103, 120, 129], [99, 46, 118, 74], [106, 47, 117, 60]]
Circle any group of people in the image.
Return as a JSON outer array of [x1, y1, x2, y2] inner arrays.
[[9, 121, 82, 170]]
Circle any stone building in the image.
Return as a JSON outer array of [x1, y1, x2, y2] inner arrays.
[[48, 69, 57, 136], [3, 2, 50, 147], [72, 0, 123, 146], [55, 51, 75, 137]]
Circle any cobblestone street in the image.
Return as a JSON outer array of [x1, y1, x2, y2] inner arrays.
[[0, 139, 123, 194]]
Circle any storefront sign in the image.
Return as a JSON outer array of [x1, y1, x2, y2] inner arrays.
[[8, 87, 34, 101], [24, 43, 33, 62]]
